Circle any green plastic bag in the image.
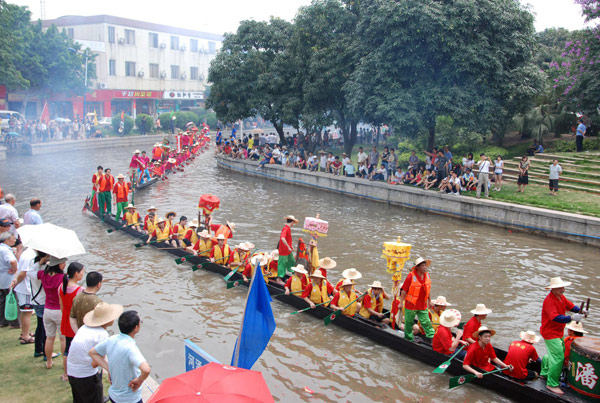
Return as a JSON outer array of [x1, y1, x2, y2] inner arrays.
[[4, 289, 18, 322]]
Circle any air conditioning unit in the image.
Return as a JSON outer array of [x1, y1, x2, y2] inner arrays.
[[160, 71, 167, 79], [118, 37, 125, 44], [180, 45, 186, 51], [137, 70, 144, 77], [180, 72, 187, 80], [160, 42, 166, 48], [96, 83, 107, 89]]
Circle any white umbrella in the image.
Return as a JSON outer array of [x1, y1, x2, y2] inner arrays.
[[17, 223, 86, 258]]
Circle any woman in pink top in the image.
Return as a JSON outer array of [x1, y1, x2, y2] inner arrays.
[[37, 256, 67, 369], [58, 262, 84, 381]]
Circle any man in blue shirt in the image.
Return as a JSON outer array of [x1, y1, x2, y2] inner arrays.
[[575, 119, 586, 152], [90, 311, 150, 403], [23, 198, 43, 225]]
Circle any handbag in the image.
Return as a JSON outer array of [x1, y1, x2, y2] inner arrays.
[[5, 289, 18, 321]]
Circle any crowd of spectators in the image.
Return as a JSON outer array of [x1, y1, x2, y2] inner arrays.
[[0, 190, 150, 403]]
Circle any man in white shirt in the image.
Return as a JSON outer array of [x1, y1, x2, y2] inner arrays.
[[476, 153, 491, 199], [307, 154, 318, 171], [0, 194, 20, 232], [68, 302, 123, 403], [271, 145, 281, 164], [10, 247, 37, 343], [23, 198, 43, 225], [357, 147, 368, 166]]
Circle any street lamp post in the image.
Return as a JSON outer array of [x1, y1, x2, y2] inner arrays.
[[69, 47, 88, 121]]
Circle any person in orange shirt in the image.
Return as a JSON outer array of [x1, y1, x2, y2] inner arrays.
[[396, 257, 434, 341], [209, 221, 235, 245], [91, 165, 103, 200], [564, 320, 588, 368], [98, 168, 114, 219], [503, 330, 541, 381], [171, 216, 188, 248], [112, 174, 131, 221]]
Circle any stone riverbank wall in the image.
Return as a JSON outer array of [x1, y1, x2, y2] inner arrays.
[[21, 134, 167, 156], [216, 156, 600, 247]]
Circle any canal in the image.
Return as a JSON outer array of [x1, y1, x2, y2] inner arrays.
[[1, 145, 597, 402]]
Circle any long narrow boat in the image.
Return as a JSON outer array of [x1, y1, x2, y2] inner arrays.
[[88, 208, 585, 403]]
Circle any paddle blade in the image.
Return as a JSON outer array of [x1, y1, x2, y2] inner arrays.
[[224, 269, 236, 281], [324, 310, 341, 326], [226, 280, 242, 289], [134, 243, 144, 248], [432, 360, 451, 374], [191, 265, 199, 271], [449, 374, 475, 389], [175, 256, 187, 265], [106, 228, 115, 233]]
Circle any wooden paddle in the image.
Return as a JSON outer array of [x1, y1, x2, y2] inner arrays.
[[433, 344, 466, 374], [290, 299, 331, 315], [324, 293, 367, 326], [107, 223, 139, 233], [585, 297, 590, 318], [449, 367, 506, 389], [576, 301, 585, 324]]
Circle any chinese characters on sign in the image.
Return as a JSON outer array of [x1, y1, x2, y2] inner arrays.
[[163, 91, 204, 100], [184, 339, 220, 372], [575, 362, 598, 390], [118, 91, 157, 98]]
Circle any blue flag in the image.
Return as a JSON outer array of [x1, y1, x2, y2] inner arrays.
[[231, 263, 276, 369]]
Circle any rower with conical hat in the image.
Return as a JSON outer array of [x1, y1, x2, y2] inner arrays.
[[266, 250, 279, 283], [396, 257, 435, 341], [316, 257, 336, 278], [564, 320, 589, 368], [143, 206, 158, 234], [171, 215, 188, 248], [284, 264, 309, 295], [462, 303, 492, 345], [277, 215, 299, 286], [503, 330, 541, 381], [182, 219, 199, 253], [191, 229, 212, 257], [146, 218, 171, 245], [540, 276, 585, 395], [335, 268, 362, 292], [463, 326, 513, 379], [330, 279, 360, 317], [231, 242, 253, 272], [426, 296, 451, 332], [302, 269, 334, 309], [210, 234, 231, 265], [165, 211, 177, 232], [242, 251, 269, 283], [358, 281, 390, 324], [432, 309, 466, 358], [124, 204, 141, 232], [209, 220, 235, 245]]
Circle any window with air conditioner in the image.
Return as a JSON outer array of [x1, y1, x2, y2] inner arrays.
[[109, 59, 116, 76], [149, 63, 159, 78], [108, 26, 115, 43], [170, 65, 179, 79], [149, 33, 158, 48], [190, 67, 198, 80], [190, 39, 198, 52], [125, 61, 136, 77], [125, 29, 135, 45], [170, 36, 179, 50]]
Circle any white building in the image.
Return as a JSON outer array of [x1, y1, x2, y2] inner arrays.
[[38, 14, 223, 118]]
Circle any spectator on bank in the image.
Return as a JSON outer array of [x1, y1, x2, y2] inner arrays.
[[0, 194, 20, 233], [423, 169, 438, 190], [0, 231, 19, 329], [381, 147, 390, 172], [444, 145, 453, 163], [410, 168, 423, 186], [403, 168, 415, 184], [517, 155, 530, 193], [344, 160, 355, 177], [368, 145, 379, 175], [272, 145, 282, 164], [38, 256, 67, 369], [476, 153, 492, 198], [357, 147, 368, 167], [388, 148, 398, 177], [371, 164, 388, 181], [424, 148, 438, 171], [325, 152, 335, 173], [389, 167, 405, 184], [494, 155, 504, 192], [319, 151, 327, 172], [549, 159, 562, 196], [415, 169, 428, 187], [331, 156, 343, 175], [29, 252, 48, 358], [408, 151, 419, 171], [357, 161, 368, 178], [461, 168, 477, 191], [574, 118, 586, 152], [527, 139, 544, 156], [90, 311, 151, 403], [307, 153, 318, 171], [68, 302, 123, 403], [258, 147, 273, 169], [59, 262, 85, 381], [10, 247, 37, 344], [447, 171, 461, 195], [295, 154, 306, 169], [70, 271, 104, 334], [249, 146, 260, 161]]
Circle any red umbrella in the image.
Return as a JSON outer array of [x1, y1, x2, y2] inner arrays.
[[147, 363, 274, 403], [198, 194, 220, 216]]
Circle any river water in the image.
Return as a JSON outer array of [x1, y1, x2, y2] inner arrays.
[[1, 144, 598, 402]]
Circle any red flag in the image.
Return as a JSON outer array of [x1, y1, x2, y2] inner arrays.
[[177, 134, 182, 153], [121, 110, 125, 120], [40, 101, 50, 124]]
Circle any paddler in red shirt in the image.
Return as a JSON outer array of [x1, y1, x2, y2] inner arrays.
[[129, 150, 143, 182], [463, 326, 512, 378], [284, 264, 309, 295], [330, 279, 360, 317], [564, 321, 588, 368], [277, 215, 298, 286], [143, 206, 158, 234], [539, 277, 584, 395], [503, 330, 541, 381], [334, 268, 362, 291], [302, 269, 334, 309], [432, 309, 466, 358], [462, 303, 492, 344]]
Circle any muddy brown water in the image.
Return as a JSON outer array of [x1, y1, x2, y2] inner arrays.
[[1, 146, 598, 402]]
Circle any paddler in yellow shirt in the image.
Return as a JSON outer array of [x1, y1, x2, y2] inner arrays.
[[123, 204, 141, 232], [143, 206, 158, 234], [329, 279, 360, 317], [284, 264, 309, 295], [191, 230, 212, 257]]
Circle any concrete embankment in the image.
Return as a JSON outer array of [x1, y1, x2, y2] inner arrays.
[[0, 146, 6, 160], [216, 156, 600, 247], [20, 134, 167, 155]]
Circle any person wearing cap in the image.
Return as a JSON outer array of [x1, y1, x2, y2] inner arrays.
[[396, 257, 435, 341], [97, 168, 114, 219], [503, 330, 541, 381], [462, 303, 492, 344], [210, 234, 231, 265], [191, 230, 212, 257], [358, 281, 390, 324], [540, 277, 584, 395], [143, 207, 158, 234], [335, 268, 362, 292], [172, 216, 189, 248], [432, 309, 466, 358], [302, 269, 334, 309], [330, 279, 360, 317], [463, 326, 512, 378], [277, 215, 298, 286], [90, 310, 151, 403], [67, 302, 123, 403], [209, 221, 235, 245], [112, 174, 131, 221], [284, 264, 309, 295], [146, 219, 171, 245], [123, 204, 140, 231], [564, 320, 588, 368]]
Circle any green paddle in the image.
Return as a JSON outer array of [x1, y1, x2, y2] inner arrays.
[[449, 367, 506, 389], [191, 254, 233, 271], [223, 248, 259, 281], [174, 248, 212, 264], [324, 293, 367, 326], [432, 344, 466, 374], [290, 299, 330, 315]]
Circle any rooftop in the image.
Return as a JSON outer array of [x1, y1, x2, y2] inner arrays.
[[41, 15, 224, 42]]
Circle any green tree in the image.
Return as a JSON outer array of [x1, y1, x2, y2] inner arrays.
[[0, 2, 34, 89], [346, 0, 541, 150]]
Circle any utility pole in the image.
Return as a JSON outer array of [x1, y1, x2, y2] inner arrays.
[[40, 0, 46, 20]]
